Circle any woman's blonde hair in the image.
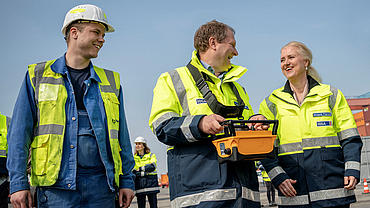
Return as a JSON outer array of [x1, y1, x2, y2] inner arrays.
[[282, 41, 322, 82]]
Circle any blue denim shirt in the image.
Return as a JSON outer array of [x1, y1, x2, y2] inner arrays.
[[7, 55, 135, 194]]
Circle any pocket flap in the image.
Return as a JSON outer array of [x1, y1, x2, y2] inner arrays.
[[31, 135, 50, 148]]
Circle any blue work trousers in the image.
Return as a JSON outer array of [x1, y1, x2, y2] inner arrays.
[[37, 110, 115, 207]]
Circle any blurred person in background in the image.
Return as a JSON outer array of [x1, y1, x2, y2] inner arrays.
[[133, 136, 160, 208]]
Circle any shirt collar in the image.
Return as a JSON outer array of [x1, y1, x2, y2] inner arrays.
[[283, 75, 320, 95], [50, 54, 101, 83]]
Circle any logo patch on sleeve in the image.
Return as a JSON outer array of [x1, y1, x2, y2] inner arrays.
[[317, 121, 332, 126], [196, 98, 207, 104], [313, 112, 332, 117]]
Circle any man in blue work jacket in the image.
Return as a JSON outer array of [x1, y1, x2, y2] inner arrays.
[[7, 4, 135, 208]]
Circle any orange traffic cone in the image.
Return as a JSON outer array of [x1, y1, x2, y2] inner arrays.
[[363, 178, 369, 194]]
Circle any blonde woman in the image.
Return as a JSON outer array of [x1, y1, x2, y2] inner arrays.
[[259, 41, 362, 208]]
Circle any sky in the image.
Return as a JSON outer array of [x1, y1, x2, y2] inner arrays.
[[1, 0, 370, 174]]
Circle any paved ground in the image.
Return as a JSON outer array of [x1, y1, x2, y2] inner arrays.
[[130, 183, 370, 208], [6, 183, 370, 207]]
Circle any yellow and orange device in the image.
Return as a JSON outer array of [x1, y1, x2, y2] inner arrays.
[[212, 120, 278, 163]]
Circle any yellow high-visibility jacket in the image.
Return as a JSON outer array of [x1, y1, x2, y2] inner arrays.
[[259, 76, 362, 207]]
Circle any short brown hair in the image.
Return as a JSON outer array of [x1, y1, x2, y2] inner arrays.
[[194, 20, 235, 53], [64, 21, 86, 43]]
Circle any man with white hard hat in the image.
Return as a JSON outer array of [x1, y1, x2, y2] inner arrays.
[[7, 4, 135, 208]]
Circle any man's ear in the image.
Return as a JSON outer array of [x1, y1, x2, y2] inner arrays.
[[208, 36, 217, 50], [69, 27, 79, 40]]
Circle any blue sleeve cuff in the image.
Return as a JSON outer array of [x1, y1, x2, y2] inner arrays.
[[345, 169, 360, 181], [119, 174, 135, 190], [271, 173, 290, 189], [189, 115, 208, 140], [10, 180, 30, 194]]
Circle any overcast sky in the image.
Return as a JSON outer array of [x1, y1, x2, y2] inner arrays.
[[1, 0, 369, 174]]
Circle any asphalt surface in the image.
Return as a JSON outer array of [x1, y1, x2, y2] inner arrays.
[[6, 183, 370, 207], [129, 183, 370, 208]]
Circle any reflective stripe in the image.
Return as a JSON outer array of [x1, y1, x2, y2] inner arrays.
[[338, 128, 359, 141], [328, 86, 338, 110], [170, 188, 236, 208], [103, 69, 119, 97], [278, 141, 302, 154], [31, 62, 46, 88], [303, 136, 339, 148], [38, 77, 64, 85], [309, 187, 354, 202], [345, 161, 360, 171], [152, 112, 178, 131], [168, 70, 190, 116], [268, 166, 286, 181], [278, 136, 340, 154], [34, 124, 64, 136], [110, 129, 118, 139], [241, 187, 260, 202], [278, 195, 309, 206], [135, 186, 160, 194], [100, 85, 118, 94], [0, 150, 6, 156], [265, 97, 277, 117], [180, 115, 197, 142]]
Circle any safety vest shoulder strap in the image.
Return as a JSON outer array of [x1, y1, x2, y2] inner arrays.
[[94, 66, 120, 98]]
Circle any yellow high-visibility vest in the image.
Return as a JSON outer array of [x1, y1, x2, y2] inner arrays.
[[28, 60, 123, 186]]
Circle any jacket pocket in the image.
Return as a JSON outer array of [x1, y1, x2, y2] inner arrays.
[[102, 93, 120, 130], [179, 145, 221, 191], [31, 135, 50, 175], [321, 147, 345, 187]]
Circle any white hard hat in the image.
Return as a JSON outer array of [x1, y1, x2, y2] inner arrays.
[[61, 4, 115, 36], [134, 136, 146, 144]]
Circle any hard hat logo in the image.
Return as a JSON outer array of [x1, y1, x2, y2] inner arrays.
[[61, 4, 114, 36], [69, 8, 86, 14]]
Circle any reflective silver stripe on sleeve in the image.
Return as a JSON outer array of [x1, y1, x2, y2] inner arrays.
[[278, 136, 340, 154], [110, 129, 118, 139], [309, 188, 354, 202], [264, 97, 277, 117], [135, 187, 160, 194], [338, 128, 360, 141], [345, 161, 360, 171], [168, 70, 190, 116], [267, 166, 286, 181], [152, 112, 178, 131], [170, 188, 236, 208], [328, 86, 338, 111], [34, 124, 64, 136], [277, 195, 309, 206], [241, 187, 260, 202], [0, 150, 6, 157], [103, 69, 119, 97], [180, 115, 197, 142]]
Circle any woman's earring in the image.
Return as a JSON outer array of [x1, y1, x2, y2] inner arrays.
[[305, 66, 308, 71]]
